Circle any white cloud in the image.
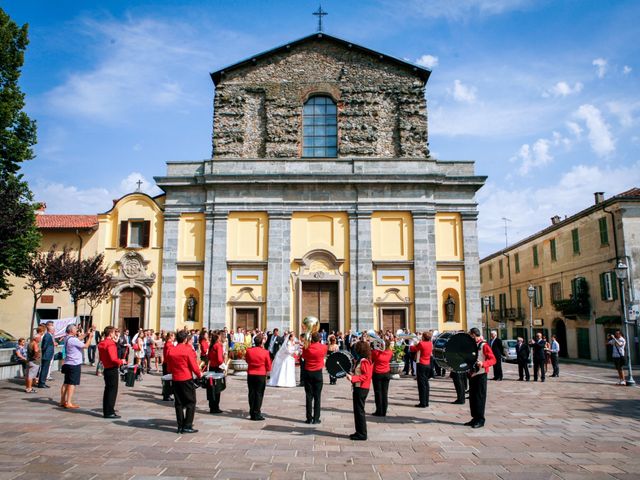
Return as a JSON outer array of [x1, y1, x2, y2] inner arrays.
[[416, 54, 439, 68], [543, 81, 583, 97], [478, 161, 640, 256], [514, 138, 552, 175], [566, 121, 583, 138], [449, 79, 477, 103], [592, 58, 608, 78], [607, 101, 640, 128], [32, 172, 163, 214], [623, 65, 632, 75], [393, 0, 534, 20], [574, 104, 615, 156]]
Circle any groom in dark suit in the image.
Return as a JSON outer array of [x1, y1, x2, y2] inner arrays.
[[489, 331, 503, 381], [266, 328, 284, 360]]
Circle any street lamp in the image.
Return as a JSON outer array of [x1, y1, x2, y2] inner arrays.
[[527, 284, 535, 367], [483, 296, 491, 339], [614, 261, 636, 386]]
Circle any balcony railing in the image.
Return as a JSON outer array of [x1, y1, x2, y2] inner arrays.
[[494, 308, 525, 321]]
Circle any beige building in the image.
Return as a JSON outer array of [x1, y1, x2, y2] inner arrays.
[[480, 189, 640, 362]]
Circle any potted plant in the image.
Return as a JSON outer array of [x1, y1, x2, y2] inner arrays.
[[390, 344, 405, 378], [229, 343, 248, 376]]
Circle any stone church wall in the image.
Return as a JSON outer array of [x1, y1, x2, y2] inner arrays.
[[212, 41, 429, 159]]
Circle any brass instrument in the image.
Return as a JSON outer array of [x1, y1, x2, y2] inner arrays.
[[396, 333, 419, 346], [366, 329, 385, 351], [302, 316, 320, 348]]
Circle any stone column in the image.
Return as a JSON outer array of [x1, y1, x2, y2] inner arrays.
[[349, 212, 373, 332], [210, 212, 228, 329], [202, 212, 215, 329], [462, 213, 482, 331], [159, 213, 180, 331], [266, 212, 291, 332], [413, 211, 438, 332]]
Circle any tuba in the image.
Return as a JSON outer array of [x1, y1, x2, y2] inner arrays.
[[366, 329, 385, 351], [302, 316, 320, 348]]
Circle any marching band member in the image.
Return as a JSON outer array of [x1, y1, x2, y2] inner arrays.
[[97, 326, 127, 419], [346, 340, 373, 441], [161, 332, 176, 401], [206, 332, 225, 414], [302, 332, 328, 424], [410, 331, 433, 408], [371, 339, 393, 416], [245, 334, 272, 421], [465, 328, 496, 428], [166, 330, 202, 434]]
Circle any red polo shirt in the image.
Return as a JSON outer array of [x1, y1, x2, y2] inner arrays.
[[163, 341, 175, 365], [98, 338, 125, 369], [302, 342, 328, 372], [351, 358, 373, 389], [167, 343, 202, 381], [245, 346, 272, 376], [410, 340, 433, 365], [371, 349, 393, 374], [208, 342, 224, 369]]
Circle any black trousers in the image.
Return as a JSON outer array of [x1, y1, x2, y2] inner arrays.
[[533, 358, 545, 381], [247, 374, 266, 418], [518, 360, 530, 380], [207, 368, 223, 412], [88, 345, 97, 364], [37, 359, 51, 386], [403, 352, 414, 374], [469, 373, 487, 423], [103, 367, 119, 416], [551, 353, 559, 376], [372, 372, 390, 415], [299, 359, 306, 385], [161, 364, 173, 400], [416, 363, 431, 407], [451, 371, 467, 403], [173, 380, 197, 429], [492, 358, 503, 380], [352, 387, 369, 438], [304, 370, 323, 421]]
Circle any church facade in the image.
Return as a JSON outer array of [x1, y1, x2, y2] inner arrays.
[[155, 33, 486, 335]]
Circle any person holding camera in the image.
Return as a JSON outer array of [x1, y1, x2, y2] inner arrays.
[[60, 324, 94, 409], [98, 326, 127, 418], [608, 330, 627, 385], [166, 330, 203, 434]]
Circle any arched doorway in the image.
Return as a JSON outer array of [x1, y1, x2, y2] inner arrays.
[[553, 318, 568, 358], [118, 287, 145, 338]]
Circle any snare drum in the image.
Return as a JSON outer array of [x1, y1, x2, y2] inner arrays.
[[325, 350, 355, 379]]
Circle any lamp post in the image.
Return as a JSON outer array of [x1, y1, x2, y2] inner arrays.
[[527, 284, 535, 367], [614, 261, 636, 386], [483, 296, 490, 339]]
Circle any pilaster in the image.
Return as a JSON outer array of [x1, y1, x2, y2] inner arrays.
[[266, 212, 292, 331], [202, 212, 215, 329], [349, 212, 374, 332], [210, 212, 228, 329], [462, 213, 482, 330], [413, 211, 438, 332], [160, 213, 180, 331]]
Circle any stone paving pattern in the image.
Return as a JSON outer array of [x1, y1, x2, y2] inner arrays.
[[1, 362, 640, 480]]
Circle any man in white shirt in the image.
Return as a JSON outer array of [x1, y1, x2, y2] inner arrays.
[[608, 330, 627, 385], [550, 335, 560, 377], [234, 328, 245, 344]]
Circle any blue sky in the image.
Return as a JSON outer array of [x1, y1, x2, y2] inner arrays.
[[5, 0, 640, 257]]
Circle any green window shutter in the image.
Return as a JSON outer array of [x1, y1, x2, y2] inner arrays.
[[599, 218, 609, 245], [514, 253, 520, 273], [550, 239, 557, 261], [571, 278, 577, 297], [572, 229, 580, 254], [600, 272, 607, 300], [533, 245, 539, 267], [538, 286, 543, 307], [612, 271, 618, 300]]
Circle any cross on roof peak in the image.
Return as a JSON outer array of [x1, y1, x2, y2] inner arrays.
[[313, 5, 328, 33], [135, 179, 143, 192]]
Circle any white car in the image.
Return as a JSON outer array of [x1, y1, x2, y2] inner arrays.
[[503, 339, 518, 362]]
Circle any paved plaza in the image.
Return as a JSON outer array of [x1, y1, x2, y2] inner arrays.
[[1, 362, 640, 480]]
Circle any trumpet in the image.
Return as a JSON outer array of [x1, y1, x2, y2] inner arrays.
[[366, 329, 386, 351], [396, 333, 419, 346]]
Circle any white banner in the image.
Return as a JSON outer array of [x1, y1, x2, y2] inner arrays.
[[40, 317, 79, 337]]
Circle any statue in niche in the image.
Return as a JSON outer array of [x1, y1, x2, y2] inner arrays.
[[445, 294, 456, 322], [186, 295, 197, 322]]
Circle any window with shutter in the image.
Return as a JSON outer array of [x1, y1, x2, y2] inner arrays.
[[601, 271, 617, 301], [572, 228, 580, 254], [128, 221, 145, 248], [514, 253, 520, 273], [535, 285, 543, 308], [599, 217, 609, 246], [142, 220, 151, 248], [550, 238, 557, 262], [119, 220, 128, 247], [499, 259, 504, 278], [533, 245, 539, 267]]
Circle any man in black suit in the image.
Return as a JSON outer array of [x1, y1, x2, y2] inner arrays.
[[266, 328, 284, 360], [515, 336, 530, 381], [489, 331, 503, 381], [530, 332, 546, 382], [38, 321, 56, 388]]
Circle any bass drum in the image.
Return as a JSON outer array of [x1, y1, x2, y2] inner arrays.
[[325, 350, 355, 378], [432, 331, 477, 372]]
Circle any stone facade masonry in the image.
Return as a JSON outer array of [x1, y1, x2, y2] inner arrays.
[[213, 39, 429, 159]]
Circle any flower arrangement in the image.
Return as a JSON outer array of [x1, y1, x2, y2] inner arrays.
[[392, 344, 405, 363], [231, 343, 247, 360]]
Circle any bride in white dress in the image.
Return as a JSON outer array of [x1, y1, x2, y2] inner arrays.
[[267, 334, 298, 387]]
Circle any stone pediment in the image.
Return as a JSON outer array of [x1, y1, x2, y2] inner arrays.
[[112, 251, 156, 287]]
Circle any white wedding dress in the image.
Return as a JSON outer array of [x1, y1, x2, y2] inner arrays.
[[267, 340, 297, 387]]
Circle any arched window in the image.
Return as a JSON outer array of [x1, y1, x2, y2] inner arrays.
[[303, 96, 337, 157]]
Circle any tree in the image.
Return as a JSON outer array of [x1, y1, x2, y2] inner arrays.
[[0, 8, 39, 298], [85, 271, 112, 321], [24, 247, 70, 335], [64, 253, 111, 317]]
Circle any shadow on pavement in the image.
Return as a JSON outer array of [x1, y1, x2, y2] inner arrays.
[[261, 424, 350, 438], [114, 418, 177, 433], [572, 397, 640, 420]]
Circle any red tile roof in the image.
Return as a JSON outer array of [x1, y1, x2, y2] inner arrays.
[[615, 187, 640, 198], [35, 215, 98, 230]]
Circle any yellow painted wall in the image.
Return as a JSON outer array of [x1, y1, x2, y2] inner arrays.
[[175, 271, 205, 330], [226, 212, 268, 328], [178, 213, 205, 262], [435, 212, 463, 261], [290, 212, 349, 332], [437, 269, 467, 331]]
